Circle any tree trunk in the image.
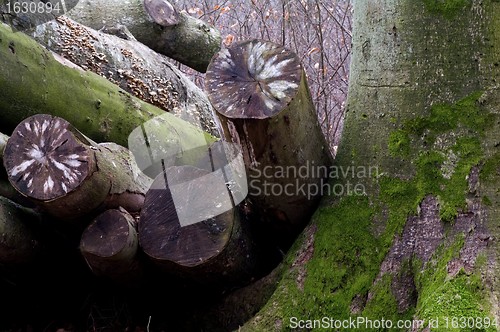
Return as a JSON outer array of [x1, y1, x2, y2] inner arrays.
[[139, 165, 256, 286], [3, 114, 151, 220], [0, 196, 40, 264], [66, 0, 221, 72], [240, 0, 500, 330], [30, 16, 218, 136], [205, 39, 332, 248], [0, 23, 216, 150], [80, 208, 141, 283]]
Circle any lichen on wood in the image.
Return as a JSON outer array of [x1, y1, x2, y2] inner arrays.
[[0, 23, 216, 150], [66, 0, 221, 72]]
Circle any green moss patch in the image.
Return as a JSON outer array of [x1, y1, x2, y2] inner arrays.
[[388, 92, 491, 221], [415, 237, 496, 331], [362, 273, 415, 325], [422, 0, 470, 18], [243, 196, 381, 330]]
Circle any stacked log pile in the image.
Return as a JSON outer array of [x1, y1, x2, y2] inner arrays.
[[0, 1, 332, 326]]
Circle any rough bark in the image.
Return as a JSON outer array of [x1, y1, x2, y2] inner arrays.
[[0, 132, 7, 157], [241, 1, 500, 330], [80, 208, 141, 283], [0, 196, 40, 265], [206, 39, 332, 247], [3, 114, 152, 220], [0, 22, 216, 150], [139, 165, 256, 286], [66, 0, 221, 72], [30, 16, 218, 136]]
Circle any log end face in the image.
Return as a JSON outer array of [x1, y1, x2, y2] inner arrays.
[[144, 0, 180, 27], [139, 166, 234, 268], [80, 209, 135, 258], [3, 114, 91, 202], [206, 40, 302, 119]]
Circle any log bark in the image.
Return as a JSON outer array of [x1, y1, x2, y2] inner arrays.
[[0, 132, 7, 157], [139, 165, 256, 286], [0, 196, 40, 264], [30, 16, 218, 136], [205, 40, 332, 247], [66, 0, 221, 72], [0, 23, 216, 150], [80, 208, 141, 283], [3, 114, 152, 220]]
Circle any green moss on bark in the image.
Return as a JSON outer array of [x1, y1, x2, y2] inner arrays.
[[415, 237, 496, 331], [388, 92, 491, 221], [242, 196, 380, 331], [244, 90, 497, 331], [362, 274, 415, 325], [422, 0, 470, 18]]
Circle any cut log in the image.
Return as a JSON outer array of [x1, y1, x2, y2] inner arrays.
[[30, 16, 219, 136], [3, 114, 152, 220], [205, 40, 332, 247], [139, 165, 256, 286], [144, 0, 179, 27], [0, 196, 40, 264], [80, 208, 141, 283], [66, 0, 221, 72], [0, 23, 216, 149]]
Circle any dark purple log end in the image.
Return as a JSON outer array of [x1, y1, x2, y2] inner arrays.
[[3, 114, 90, 201], [205, 39, 302, 119]]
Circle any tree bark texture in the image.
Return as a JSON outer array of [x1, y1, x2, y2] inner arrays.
[[3, 114, 151, 220], [241, 1, 500, 330], [30, 16, 218, 136], [0, 23, 216, 152], [205, 39, 332, 246], [66, 0, 221, 72]]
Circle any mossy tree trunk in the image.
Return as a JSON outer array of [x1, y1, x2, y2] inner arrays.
[[241, 0, 500, 330]]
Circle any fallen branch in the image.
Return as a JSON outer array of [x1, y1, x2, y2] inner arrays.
[[0, 196, 40, 265]]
